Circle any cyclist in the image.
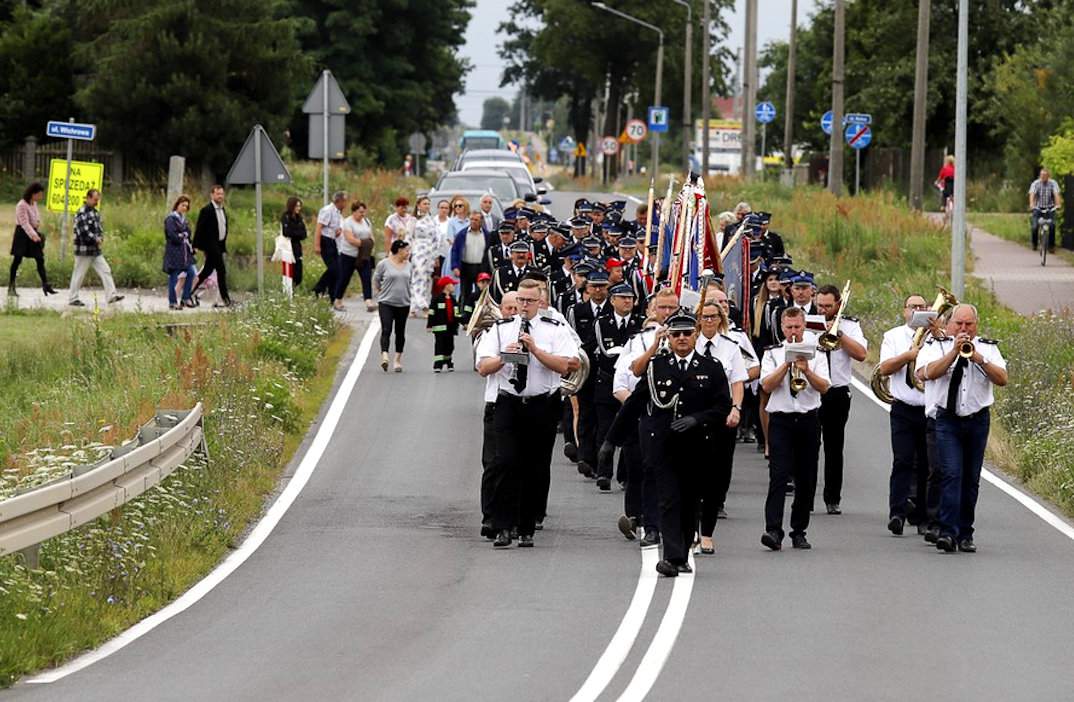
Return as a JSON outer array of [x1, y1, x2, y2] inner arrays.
[[934, 155, 955, 222], [1029, 168, 1062, 251]]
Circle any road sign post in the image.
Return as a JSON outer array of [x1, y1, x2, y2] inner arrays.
[[755, 103, 775, 181], [46, 118, 96, 264], [600, 136, 618, 185], [303, 71, 350, 206], [226, 125, 292, 296], [648, 106, 669, 181], [844, 123, 872, 195], [408, 132, 427, 178]]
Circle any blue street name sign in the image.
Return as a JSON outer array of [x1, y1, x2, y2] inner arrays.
[[821, 110, 834, 135], [46, 121, 96, 141], [648, 106, 670, 133], [844, 112, 872, 126], [755, 101, 776, 124], [845, 123, 872, 149]]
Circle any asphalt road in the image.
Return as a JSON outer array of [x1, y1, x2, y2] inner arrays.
[[6, 191, 1074, 701]]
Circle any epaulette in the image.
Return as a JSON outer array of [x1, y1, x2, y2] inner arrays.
[[538, 315, 562, 326], [719, 333, 738, 343], [843, 315, 859, 323], [978, 337, 999, 345], [495, 317, 514, 325], [730, 324, 745, 333]]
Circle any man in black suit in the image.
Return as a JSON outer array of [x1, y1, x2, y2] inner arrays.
[[486, 221, 516, 273], [568, 268, 612, 476], [492, 241, 533, 303], [592, 283, 643, 491], [192, 184, 231, 307]]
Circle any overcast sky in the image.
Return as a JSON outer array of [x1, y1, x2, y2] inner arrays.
[[455, 0, 824, 127]]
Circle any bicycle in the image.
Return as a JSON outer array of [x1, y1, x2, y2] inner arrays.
[[1032, 206, 1056, 267]]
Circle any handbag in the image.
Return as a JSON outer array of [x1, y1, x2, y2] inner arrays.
[[357, 237, 374, 265]]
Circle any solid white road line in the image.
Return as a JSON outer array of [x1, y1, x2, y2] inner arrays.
[[27, 320, 382, 684], [615, 193, 644, 205], [850, 376, 1074, 544], [615, 552, 697, 702], [569, 547, 659, 702]]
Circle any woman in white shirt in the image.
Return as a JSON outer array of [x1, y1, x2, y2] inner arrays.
[[335, 201, 373, 311], [435, 199, 453, 276], [408, 196, 440, 316], [383, 196, 415, 253]]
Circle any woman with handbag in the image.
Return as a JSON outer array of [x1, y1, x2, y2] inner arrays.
[[9, 181, 56, 297], [334, 201, 372, 311], [163, 195, 198, 310], [280, 196, 307, 288]]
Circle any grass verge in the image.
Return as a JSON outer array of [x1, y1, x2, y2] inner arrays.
[[0, 295, 351, 686]]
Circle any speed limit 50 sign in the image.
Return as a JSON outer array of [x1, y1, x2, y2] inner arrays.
[[625, 119, 648, 144], [600, 136, 619, 156]]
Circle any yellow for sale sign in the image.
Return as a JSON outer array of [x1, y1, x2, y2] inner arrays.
[[47, 159, 104, 213]]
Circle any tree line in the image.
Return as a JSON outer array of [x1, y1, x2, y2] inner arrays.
[[0, 0, 473, 177]]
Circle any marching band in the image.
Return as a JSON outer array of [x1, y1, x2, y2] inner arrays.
[[467, 175, 1007, 573]]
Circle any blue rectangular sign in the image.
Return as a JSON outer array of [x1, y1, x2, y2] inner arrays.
[[46, 121, 96, 141], [647, 106, 670, 133], [844, 113, 872, 126]]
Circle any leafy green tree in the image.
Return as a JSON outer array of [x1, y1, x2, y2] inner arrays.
[[1041, 120, 1074, 177], [73, 0, 310, 177], [481, 97, 511, 131]]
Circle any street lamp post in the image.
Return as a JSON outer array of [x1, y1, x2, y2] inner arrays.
[[672, 0, 692, 174], [592, 2, 664, 182]]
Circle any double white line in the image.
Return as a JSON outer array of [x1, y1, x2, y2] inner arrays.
[[570, 548, 696, 702]]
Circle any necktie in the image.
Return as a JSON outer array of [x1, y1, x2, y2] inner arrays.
[[704, 340, 713, 358], [678, 359, 687, 373], [945, 356, 968, 414]]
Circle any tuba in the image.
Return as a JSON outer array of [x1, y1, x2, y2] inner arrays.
[[870, 365, 895, 404], [466, 286, 502, 338], [560, 348, 590, 396]]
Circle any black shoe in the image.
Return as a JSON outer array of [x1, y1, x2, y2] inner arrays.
[[785, 481, 795, 495], [935, 535, 956, 553], [924, 526, 940, 544], [887, 516, 904, 536], [740, 430, 756, 443], [640, 529, 660, 547], [596, 477, 611, 492], [182, 298, 196, 308], [826, 503, 842, 515], [69, 299, 86, 307], [535, 519, 544, 531], [563, 442, 578, 462], [957, 538, 976, 553], [43, 284, 57, 295], [917, 524, 929, 536], [578, 461, 595, 479], [493, 530, 512, 548], [107, 295, 125, 304], [717, 507, 728, 520], [617, 515, 637, 541], [7, 283, 17, 297], [480, 521, 495, 539], [791, 534, 812, 550], [761, 531, 783, 551], [518, 534, 534, 548], [655, 560, 679, 577], [676, 562, 693, 574], [509, 527, 518, 540]]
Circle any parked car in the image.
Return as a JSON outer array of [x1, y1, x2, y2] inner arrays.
[[434, 169, 521, 204], [454, 149, 524, 170]]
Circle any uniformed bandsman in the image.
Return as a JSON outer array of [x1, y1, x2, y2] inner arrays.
[[589, 202, 607, 234], [569, 216, 591, 244], [476, 280, 580, 549], [814, 283, 868, 515], [487, 220, 516, 272], [877, 294, 937, 536], [592, 283, 643, 492], [582, 236, 605, 263], [528, 220, 554, 272], [918, 303, 1008, 553], [514, 208, 533, 240], [788, 271, 817, 316], [568, 268, 613, 476], [461, 271, 491, 329], [491, 240, 533, 303], [760, 306, 831, 551], [756, 212, 786, 259]]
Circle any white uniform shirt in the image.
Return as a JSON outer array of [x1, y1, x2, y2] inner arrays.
[[474, 330, 501, 403], [761, 343, 831, 413], [818, 318, 867, 388], [879, 324, 926, 407], [695, 331, 748, 390], [475, 314, 580, 397], [917, 336, 1006, 418], [613, 326, 658, 395]]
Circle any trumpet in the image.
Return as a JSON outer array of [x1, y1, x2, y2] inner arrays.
[[790, 364, 808, 393], [817, 280, 852, 352], [959, 340, 975, 359]]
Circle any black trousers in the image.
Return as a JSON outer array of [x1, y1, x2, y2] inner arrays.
[[195, 247, 229, 303], [9, 254, 47, 287], [433, 331, 455, 369], [535, 394, 562, 521], [378, 303, 408, 353], [292, 258, 304, 288], [925, 418, 942, 527], [765, 410, 820, 538], [576, 379, 598, 467], [562, 400, 577, 447], [594, 397, 619, 479], [334, 253, 356, 302], [313, 237, 338, 297], [480, 401, 499, 522], [636, 417, 664, 533], [654, 452, 699, 566], [458, 261, 483, 301], [491, 393, 558, 535], [819, 385, 851, 505], [699, 426, 737, 537], [741, 386, 762, 440], [888, 401, 930, 522]]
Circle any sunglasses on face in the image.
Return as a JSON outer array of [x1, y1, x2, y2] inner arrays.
[[668, 330, 692, 338]]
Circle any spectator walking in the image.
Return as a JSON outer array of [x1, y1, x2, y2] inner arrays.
[[435, 199, 453, 276], [68, 189, 123, 307], [163, 195, 197, 310], [451, 210, 496, 302], [313, 191, 347, 299], [191, 184, 231, 307], [280, 197, 307, 288], [384, 197, 415, 253], [8, 181, 55, 297], [409, 196, 440, 317], [334, 201, 372, 311], [427, 276, 459, 372], [374, 239, 413, 372]]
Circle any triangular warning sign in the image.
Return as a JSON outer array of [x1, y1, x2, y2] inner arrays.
[[302, 71, 351, 115], [226, 125, 292, 185]]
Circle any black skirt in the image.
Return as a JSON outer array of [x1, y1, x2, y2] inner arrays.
[[11, 225, 44, 258]]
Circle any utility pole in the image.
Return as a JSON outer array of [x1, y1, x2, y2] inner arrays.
[[783, 0, 798, 172], [952, 0, 968, 297], [909, 0, 932, 210], [828, 0, 846, 195], [741, 0, 758, 179], [701, 0, 712, 175], [673, 0, 693, 174]]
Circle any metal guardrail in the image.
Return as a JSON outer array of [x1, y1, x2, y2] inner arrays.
[[0, 404, 205, 563]]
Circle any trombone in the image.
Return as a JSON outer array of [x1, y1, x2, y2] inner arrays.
[[817, 280, 851, 352]]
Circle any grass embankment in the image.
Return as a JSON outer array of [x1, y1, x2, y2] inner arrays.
[[0, 295, 350, 685], [1, 164, 428, 294]]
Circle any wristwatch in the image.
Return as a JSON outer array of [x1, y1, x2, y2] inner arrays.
[[732, 404, 742, 411], [978, 356, 990, 368]]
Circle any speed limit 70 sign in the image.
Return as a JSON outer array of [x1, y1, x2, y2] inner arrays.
[[625, 119, 648, 144]]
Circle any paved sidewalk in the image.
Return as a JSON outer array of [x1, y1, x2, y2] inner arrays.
[[969, 223, 1074, 315], [3, 286, 237, 314]]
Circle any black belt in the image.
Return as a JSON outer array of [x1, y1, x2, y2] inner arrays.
[[497, 391, 556, 404], [769, 409, 818, 418], [892, 400, 925, 410], [935, 406, 989, 421]]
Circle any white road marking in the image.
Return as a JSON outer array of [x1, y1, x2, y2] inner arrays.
[[27, 321, 382, 684], [615, 193, 644, 205], [850, 376, 1074, 543], [569, 547, 659, 702], [615, 552, 697, 702]]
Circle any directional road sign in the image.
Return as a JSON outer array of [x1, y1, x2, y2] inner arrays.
[[625, 119, 648, 144], [601, 136, 619, 156], [46, 160, 102, 213], [648, 106, 670, 133], [755, 101, 777, 124], [845, 112, 872, 126], [46, 120, 96, 141], [821, 110, 834, 135], [845, 123, 872, 150]]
